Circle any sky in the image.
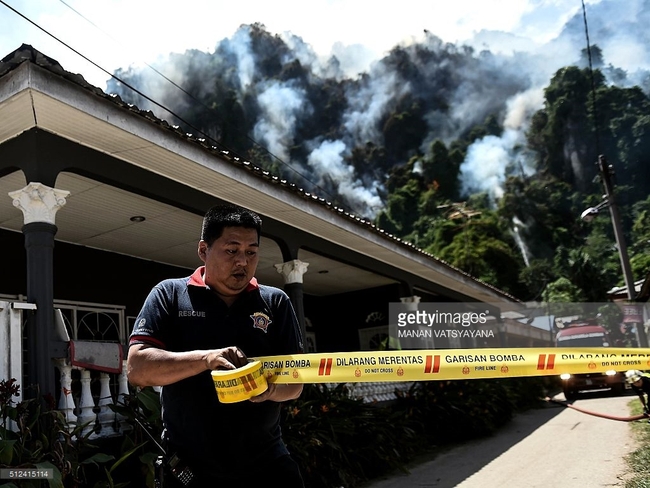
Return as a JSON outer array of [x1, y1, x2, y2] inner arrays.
[[0, 0, 602, 90]]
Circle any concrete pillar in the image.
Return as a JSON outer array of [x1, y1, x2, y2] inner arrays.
[[8, 182, 69, 399], [274, 259, 309, 345]]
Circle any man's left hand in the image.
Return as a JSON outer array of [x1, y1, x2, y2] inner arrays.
[[249, 382, 277, 403], [249, 383, 303, 403]]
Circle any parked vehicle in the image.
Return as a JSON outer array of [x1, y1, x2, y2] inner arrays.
[[555, 320, 626, 400]]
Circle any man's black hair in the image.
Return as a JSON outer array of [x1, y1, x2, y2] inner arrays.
[[201, 204, 262, 245]]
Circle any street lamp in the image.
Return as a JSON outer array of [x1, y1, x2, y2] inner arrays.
[[580, 155, 648, 347], [580, 199, 609, 222]]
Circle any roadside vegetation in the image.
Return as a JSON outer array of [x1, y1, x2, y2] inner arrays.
[[626, 399, 650, 488]]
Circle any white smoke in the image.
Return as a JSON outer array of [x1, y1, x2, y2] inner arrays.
[[253, 80, 311, 162], [105, 0, 650, 219], [343, 68, 410, 143], [306, 139, 383, 213], [511, 216, 531, 267], [459, 132, 516, 200], [230, 27, 256, 89], [459, 87, 544, 201]]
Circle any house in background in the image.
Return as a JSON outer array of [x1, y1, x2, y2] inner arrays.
[[0, 45, 536, 431]]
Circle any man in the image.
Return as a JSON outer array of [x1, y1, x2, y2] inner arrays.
[[127, 204, 305, 486], [625, 370, 650, 417]]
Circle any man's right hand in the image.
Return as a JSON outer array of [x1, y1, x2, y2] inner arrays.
[[203, 346, 248, 371], [127, 344, 248, 387]]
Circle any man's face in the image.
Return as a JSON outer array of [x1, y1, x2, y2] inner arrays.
[[198, 226, 259, 302], [634, 378, 643, 387]]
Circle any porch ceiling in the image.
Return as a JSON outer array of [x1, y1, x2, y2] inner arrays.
[[0, 57, 519, 304], [0, 171, 395, 296]]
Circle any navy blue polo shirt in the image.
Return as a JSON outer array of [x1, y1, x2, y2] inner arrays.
[[129, 267, 304, 472]]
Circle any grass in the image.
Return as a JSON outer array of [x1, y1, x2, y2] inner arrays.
[[625, 399, 650, 488]]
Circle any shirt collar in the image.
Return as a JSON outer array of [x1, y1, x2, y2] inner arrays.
[[188, 266, 259, 291]]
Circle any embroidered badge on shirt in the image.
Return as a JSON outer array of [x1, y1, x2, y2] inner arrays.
[[251, 312, 272, 333]]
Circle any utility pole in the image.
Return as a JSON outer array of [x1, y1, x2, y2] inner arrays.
[[597, 155, 648, 347]]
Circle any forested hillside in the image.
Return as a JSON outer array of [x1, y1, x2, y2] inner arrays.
[[106, 0, 650, 304], [376, 62, 650, 300]]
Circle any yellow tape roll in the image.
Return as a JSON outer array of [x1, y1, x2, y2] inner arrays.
[[211, 360, 268, 403]]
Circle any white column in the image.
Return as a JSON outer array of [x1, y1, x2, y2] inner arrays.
[[8, 182, 70, 225], [0, 302, 25, 401], [0, 303, 10, 390], [398, 296, 423, 350], [96, 373, 115, 437], [55, 358, 77, 429], [8, 182, 70, 398], [274, 259, 310, 344], [274, 259, 309, 284], [76, 369, 97, 438]]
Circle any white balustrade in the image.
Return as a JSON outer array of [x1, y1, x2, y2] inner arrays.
[[76, 369, 97, 437], [58, 365, 129, 439], [116, 360, 132, 433], [58, 366, 417, 441], [319, 381, 415, 404], [55, 358, 77, 430], [96, 373, 116, 437]]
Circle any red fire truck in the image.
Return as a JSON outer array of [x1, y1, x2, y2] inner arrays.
[[555, 320, 626, 400]]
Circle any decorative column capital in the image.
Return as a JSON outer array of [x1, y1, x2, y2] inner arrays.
[[274, 259, 310, 284], [400, 295, 421, 311], [9, 182, 70, 225]]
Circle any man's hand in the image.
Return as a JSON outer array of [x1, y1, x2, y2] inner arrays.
[[203, 346, 248, 371], [127, 344, 248, 387], [249, 383, 303, 403]]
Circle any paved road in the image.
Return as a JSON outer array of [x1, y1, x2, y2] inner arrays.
[[365, 391, 641, 488]]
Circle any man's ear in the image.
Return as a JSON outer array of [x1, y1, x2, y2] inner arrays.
[[198, 241, 208, 261]]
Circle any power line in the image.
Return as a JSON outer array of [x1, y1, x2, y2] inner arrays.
[[1, 0, 179, 127], [581, 0, 601, 156], [55, 1, 219, 127], [53, 0, 343, 207]]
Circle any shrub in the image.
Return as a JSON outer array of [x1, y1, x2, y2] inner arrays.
[[1, 375, 548, 488], [0, 378, 153, 488], [282, 384, 419, 488]]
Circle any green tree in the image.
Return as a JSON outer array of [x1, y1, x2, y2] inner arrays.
[[378, 178, 423, 236], [630, 195, 650, 279], [418, 140, 461, 201], [531, 66, 600, 189], [426, 211, 523, 294]]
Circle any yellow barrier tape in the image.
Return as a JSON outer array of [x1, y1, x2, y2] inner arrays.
[[253, 347, 650, 384], [212, 360, 268, 402]]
